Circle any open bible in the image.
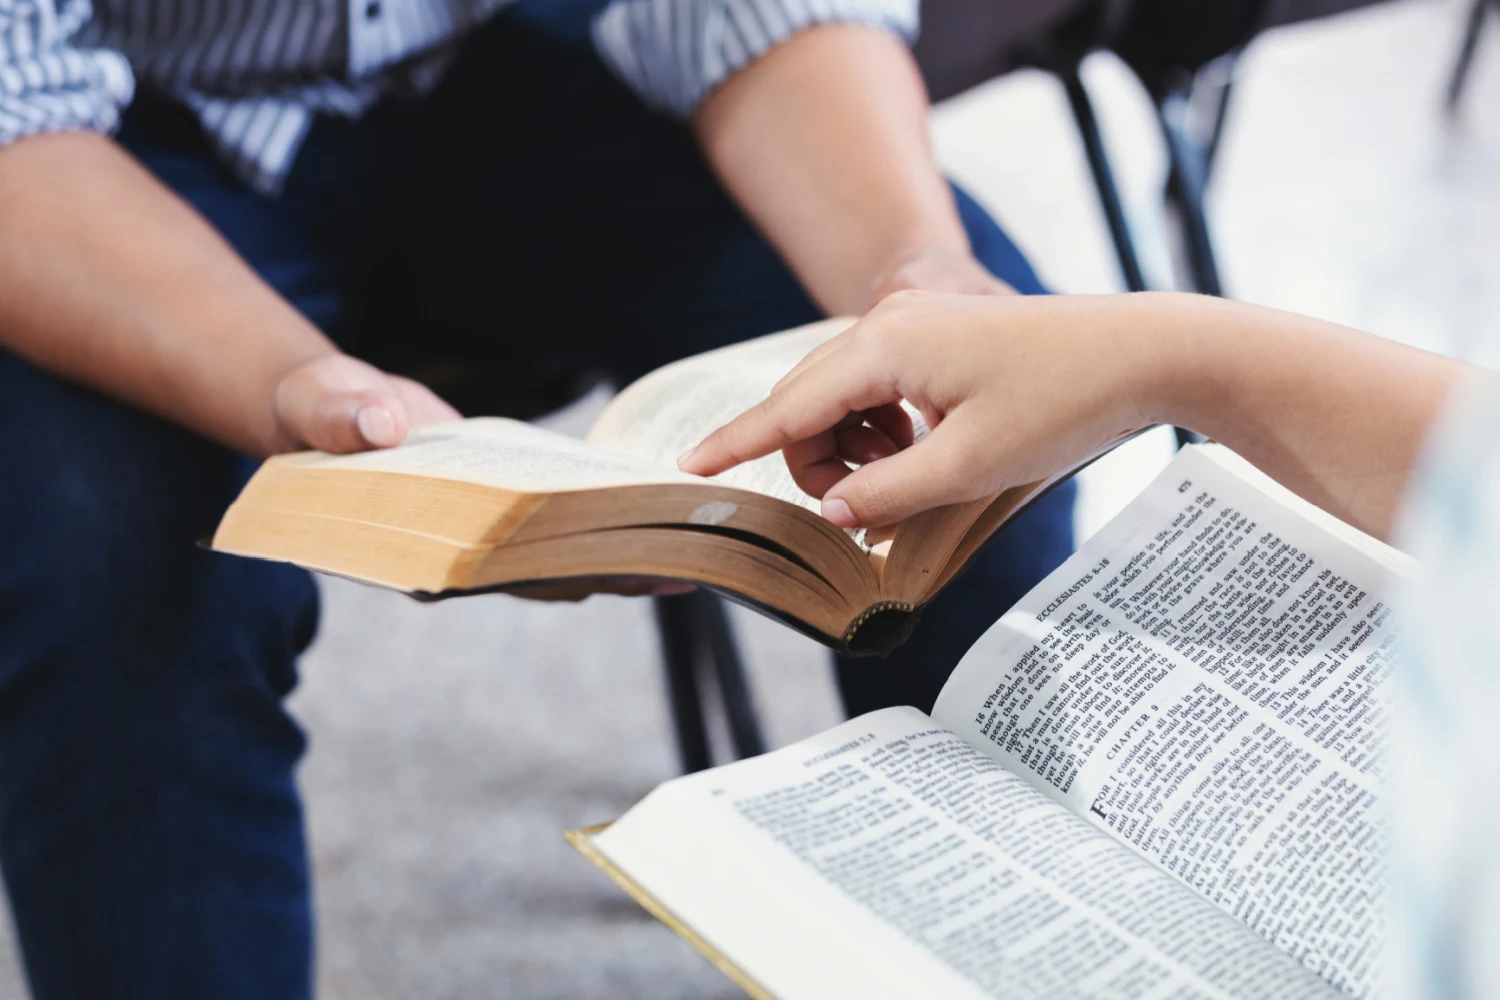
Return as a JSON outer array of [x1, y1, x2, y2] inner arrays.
[[212, 318, 1089, 655], [570, 443, 1404, 999]]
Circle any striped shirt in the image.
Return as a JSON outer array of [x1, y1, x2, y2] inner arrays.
[[0, 0, 918, 194]]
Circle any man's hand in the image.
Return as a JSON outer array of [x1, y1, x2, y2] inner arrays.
[[270, 356, 702, 601], [270, 352, 460, 454], [270, 354, 702, 602], [0, 133, 468, 459], [865, 246, 1015, 309], [696, 25, 991, 318]]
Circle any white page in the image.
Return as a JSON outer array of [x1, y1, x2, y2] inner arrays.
[[273, 416, 701, 492], [587, 318, 853, 512], [588, 317, 937, 555], [933, 445, 1401, 997], [595, 707, 1336, 1000]]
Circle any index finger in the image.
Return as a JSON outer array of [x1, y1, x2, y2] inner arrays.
[[770, 325, 853, 392], [678, 346, 900, 477]]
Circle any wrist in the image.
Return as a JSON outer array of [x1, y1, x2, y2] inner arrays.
[[860, 234, 1007, 313], [865, 236, 966, 288], [1128, 292, 1259, 436]]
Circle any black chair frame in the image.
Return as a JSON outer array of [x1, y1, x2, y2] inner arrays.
[[1025, 1, 1257, 300], [1448, 0, 1499, 111]]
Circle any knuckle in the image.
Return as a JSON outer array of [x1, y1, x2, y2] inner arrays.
[[851, 476, 898, 525], [851, 318, 893, 358], [755, 399, 796, 450], [860, 325, 906, 376], [928, 439, 974, 494], [718, 427, 754, 465], [877, 287, 933, 317], [885, 287, 925, 306], [697, 433, 727, 466]]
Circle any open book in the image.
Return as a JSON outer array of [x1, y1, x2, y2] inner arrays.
[[212, 318, 1090, 655], [570, 443, 1404, 999]]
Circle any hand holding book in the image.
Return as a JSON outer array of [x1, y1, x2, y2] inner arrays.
[[216, 320, 1071, 651], [268, 351, 461, 455], [210, 293, 1470, 651], [680, 290, 1467, 540]]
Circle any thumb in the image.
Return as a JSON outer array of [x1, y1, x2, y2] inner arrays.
[[821, 418, 988, 528], [291, 390, 412, 453]]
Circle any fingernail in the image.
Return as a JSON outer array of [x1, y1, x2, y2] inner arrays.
[[823, 497, 859, 528], [357, 405, 397, 446], [677, 445, 699, 469]]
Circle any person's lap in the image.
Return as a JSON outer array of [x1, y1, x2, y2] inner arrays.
[[0, 352, 318, 998], [0, 8, 1071, 998]]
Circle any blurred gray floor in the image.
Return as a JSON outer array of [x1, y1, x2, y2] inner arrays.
[[1, 0, 1497, 996]]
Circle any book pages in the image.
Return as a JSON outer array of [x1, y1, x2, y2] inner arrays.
[[566, 824, 777, 1000], [934, 444, 1397, 997], [272, 417, 700, 492], [587, 318, 854, 513], [590, 707, 1335, 1000]]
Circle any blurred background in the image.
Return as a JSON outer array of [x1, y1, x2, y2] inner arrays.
[[3, 0, 1496, 995]]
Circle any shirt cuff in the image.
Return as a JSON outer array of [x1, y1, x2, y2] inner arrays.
[[0, 0, 134, 149], [591, 0, 920, 118]]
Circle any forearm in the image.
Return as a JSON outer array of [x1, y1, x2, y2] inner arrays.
[[1141, 293, 1465, 540], [0, 132, 337, 456], [694, 25, 966, 315]]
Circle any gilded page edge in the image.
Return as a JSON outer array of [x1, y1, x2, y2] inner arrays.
[[565, 823, 777, 1000]]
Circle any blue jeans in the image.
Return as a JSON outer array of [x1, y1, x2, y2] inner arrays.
[[0, 10, 1073, 999]]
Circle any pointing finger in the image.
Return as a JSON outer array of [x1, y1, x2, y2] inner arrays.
[[679, 349, 899, 477]]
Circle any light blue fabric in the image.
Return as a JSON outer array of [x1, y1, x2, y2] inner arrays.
[[1392, 370, 1500, 998], [591, 0, 917, 117], [0, 0, 916, 194]]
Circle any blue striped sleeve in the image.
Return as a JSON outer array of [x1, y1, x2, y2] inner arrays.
[[0, 0, 134, 150], [590, 0, 920, 118]]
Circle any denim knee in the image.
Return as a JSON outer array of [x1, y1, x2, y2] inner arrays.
[[0, 349, 319, 779], [2, 346, 310, 639]]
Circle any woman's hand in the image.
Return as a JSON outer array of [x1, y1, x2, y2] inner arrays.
[[679, 290, 1175, 528], [681, 289, 1466, 541]]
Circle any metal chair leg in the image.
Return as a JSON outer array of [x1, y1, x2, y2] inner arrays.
[[653, 594, 712, 774], [1159, 82, 1223, 452], [1061, 66, 1205, 447], [1157, 87, 1224, 298], [1203, 69, 1238, 174], [690, 592, 766, 760], [1060, 65, 1216, 450], [653, 591, 766, 774], [1447, 0, 1495, 112], [1060, 66, 1150, 293]]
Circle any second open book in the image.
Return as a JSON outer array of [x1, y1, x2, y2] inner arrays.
[[211, 318, 1088, 655], [572, 442, 1406, 999]]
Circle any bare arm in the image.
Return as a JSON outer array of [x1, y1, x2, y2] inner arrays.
[[1144, 293, 1458, 540], [694, 25, 1009, 316], [680, 291, 1468, 541], [0, 133, 455, 456]]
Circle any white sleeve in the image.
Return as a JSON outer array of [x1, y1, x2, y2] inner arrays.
[[0, 1, 134, 149], [590, 0, 919, 117]]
